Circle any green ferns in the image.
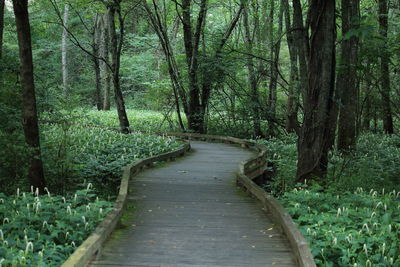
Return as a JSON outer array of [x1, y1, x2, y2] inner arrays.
[[0, 186, 113, 266]]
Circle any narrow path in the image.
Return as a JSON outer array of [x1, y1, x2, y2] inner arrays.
[[90, 142, 297, 267]]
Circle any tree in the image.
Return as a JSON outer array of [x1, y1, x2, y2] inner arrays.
[[100, 12, 112, 110], [61, 4, 69, 95], [296, 0, 336, 182], [49, 0, 132, 133], [93, 13, 102, 110], [107, 1, 130, 133], [243, 2, 262, 138], [12, 0, 46, 191], [0, 0, 5, 59], [267, 0, 283, 137], [378, 0, 394, 134], [337, 0, 360, 151], [144, 0, 244, 133], [282, 0, 300, 134]]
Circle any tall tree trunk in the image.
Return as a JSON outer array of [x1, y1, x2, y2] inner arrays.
[[292, 0, 309, 100], [243, 4, 262, 138], [337, 0, 360, 151], [0, 0, 5, 59], [93, 14, 102, 110], [296, 0, 336, 182], [378, 0, 394, 134], [267, 0, 283, 137], [61, 4, 69, 95], [12, 0, 46, 191], [107, 4, 130, 133], [182, 0, 208, 133], [362, 68, 372, 130], [102, 12, 111, 111], [282, 0, 299, 134], [267, 0, 276, 137]]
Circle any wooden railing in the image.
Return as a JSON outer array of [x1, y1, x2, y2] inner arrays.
[[61, 141, 191, 267]]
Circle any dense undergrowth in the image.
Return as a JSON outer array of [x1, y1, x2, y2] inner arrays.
[[46, 108, 184, 133], [259, 133, 400, 194], [0, 109, 182, 265], [259, 134, 400, 266], [281, 186, 399, 266], [41, 123, 180, 196], [0, 186, 113, 266]]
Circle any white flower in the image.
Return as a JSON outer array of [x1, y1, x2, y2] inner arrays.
[[25, 242, 33, 254], [363, 244, 368, 256]]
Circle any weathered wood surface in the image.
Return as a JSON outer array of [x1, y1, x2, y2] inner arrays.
[[89, 141, 297, 267], [62, 142, 190, 267]]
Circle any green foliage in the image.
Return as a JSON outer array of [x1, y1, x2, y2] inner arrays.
[[52, 108, 185, 132], [0, 186, 113, 266], [258, 133, 400, 195], [40, 121, 181, 196], [280, 186, 400, 266], [257, 134, 298, 194]]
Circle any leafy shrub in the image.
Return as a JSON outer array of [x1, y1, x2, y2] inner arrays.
[[280, 186, 400, 266], [0, 186, 113, 266]]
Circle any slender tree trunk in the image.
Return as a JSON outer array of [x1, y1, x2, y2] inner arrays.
[[282, 0, 299, 134], [337, 0, 360, 151], [269, 0, 283, 137], [363, 69, 372, 130], [296, 0, 336, 182], [61, 4, 69, 95], [243, 4, 262, 138], [292, 0, 309, 100], [0, 0, 5, 59], [108, 4, 130, 133], [93, 15, 102, 110], [142, 0, 188, 131], [12, 0, 46, 191], [267, 0, 276, 137], [378, 0, 394, 134], [102, 12, 111, 111]]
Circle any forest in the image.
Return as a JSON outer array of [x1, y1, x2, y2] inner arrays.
[[0, 0, 400, 266]]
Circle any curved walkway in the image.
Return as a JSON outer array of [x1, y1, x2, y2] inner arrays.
[[89, 141, 297, 267]]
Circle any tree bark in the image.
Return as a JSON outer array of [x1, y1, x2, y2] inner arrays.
[[337, 0, 360, 151], [243, 4, 262, 138], [378, 0, 394, 134], [296, 0, 336, 182], [267, 0, 283, 137], [107, 3, 130, 133], [61, 4, 69, 95], [93, 14, 102, 110], [101, 12, 112, 111], [282, 0, 300, 134], [362, 66, 372, 130], [0, 0, 5, 59], [292, 0, 309, 100], [12, 0, 46, 191], [182, 0, 208, 133]]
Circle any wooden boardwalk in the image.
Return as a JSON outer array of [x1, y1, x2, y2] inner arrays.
[[89, 141, 297, 267]]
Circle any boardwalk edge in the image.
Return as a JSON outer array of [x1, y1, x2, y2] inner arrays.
[[163, 132, 316, 267], [61, 141, 191, 267]]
